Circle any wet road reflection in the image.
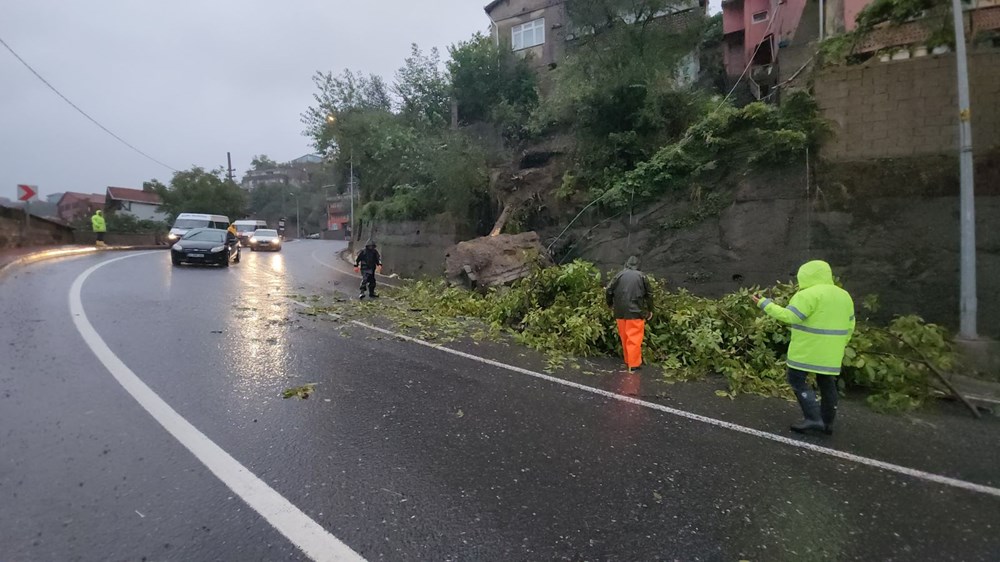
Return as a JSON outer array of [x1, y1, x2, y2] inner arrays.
[[223, 250, 296, 413]]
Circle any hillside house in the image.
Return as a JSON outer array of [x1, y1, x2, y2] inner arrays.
[[723, 0, 1000, 99], [241, 154, 324, 191], [105, 187, 167, 222], [57, 192, 106, 222], [484, 0, 708, 83]]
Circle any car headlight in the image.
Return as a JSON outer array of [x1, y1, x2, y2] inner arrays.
[[172, 243, 183, 250], [249, 237, 257, 243], [168, 233, 179, 240], [210, 245, 225, 253]]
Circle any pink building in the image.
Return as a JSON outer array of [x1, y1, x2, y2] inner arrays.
[[722, 0, 809, 96], [722, 0, 999, 98]]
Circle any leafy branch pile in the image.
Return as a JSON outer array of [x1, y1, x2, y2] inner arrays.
[[396, 261, 956, 412]]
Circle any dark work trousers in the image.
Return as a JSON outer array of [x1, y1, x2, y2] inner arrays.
[[360, 271, 377, 296], [787, 368, 839, 426], [95, 232, 105, 242]]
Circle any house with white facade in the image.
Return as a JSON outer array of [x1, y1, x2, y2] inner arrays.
[[105, 187, 168, 222]]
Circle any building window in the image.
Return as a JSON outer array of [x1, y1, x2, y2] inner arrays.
[[512, 18, 545, 50], [752, 11, 768, 23]]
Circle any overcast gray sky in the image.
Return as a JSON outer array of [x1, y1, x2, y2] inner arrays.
[[0, 0, 489, 200]]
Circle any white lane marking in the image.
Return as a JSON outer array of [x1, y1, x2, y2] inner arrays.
[[70, 253, 364, 562], [320, 310, 1000, 500], [310, 249, 400, 288]]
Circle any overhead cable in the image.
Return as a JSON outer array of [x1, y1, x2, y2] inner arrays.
[[0, 34, 178, 172]]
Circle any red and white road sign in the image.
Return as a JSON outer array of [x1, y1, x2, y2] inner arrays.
[[17, 184, 37, 202]]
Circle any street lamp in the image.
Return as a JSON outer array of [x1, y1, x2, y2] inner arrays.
[[289, 192, 300, 239]]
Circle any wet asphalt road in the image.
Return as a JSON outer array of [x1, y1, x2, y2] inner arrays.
[[1, 241, 999, 561]]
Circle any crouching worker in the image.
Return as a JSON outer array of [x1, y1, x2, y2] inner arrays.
[[753, 260, 855, 435], [606, 256, 653, 372], [354, 240, 382, 299]]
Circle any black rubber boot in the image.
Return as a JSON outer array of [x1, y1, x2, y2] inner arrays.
[[791, 419, 826, 433], [791, 403, 825, 434]]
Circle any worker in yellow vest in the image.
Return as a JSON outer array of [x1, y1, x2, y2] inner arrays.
[[753, 260, 855, 435], [91, 210, 107, 247]]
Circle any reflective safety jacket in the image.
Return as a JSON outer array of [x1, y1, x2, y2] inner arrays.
[[91, 212, 106, 233], [759, 260, 855, 375]]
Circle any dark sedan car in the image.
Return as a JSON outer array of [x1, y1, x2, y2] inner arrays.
[[171, 228, 240, 267]]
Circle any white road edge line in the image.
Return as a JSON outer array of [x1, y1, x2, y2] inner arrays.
[[71, 253, 365, 562], [310, 248, 400, 288], [292, 299, 998, 500]]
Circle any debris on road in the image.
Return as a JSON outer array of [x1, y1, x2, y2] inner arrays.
[[282, 383, 318, 400], [444, 232, 551, 290]]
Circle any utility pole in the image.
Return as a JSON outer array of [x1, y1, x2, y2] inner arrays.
[[226, 152, 235, 184], [819, 0, 825, 40], [951, 0, 977, 339]]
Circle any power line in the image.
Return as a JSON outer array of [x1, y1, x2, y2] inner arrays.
[[0, 34, 178, 172]]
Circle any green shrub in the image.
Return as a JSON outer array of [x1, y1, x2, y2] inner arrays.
[[396, 261, 955, 412]]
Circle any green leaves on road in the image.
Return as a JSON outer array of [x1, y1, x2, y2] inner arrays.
[[282, 383, 318, 400], [389, 261, 957, 413]]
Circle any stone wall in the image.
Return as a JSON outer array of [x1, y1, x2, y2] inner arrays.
[[355, 218, 470, 279], [72, 231, 165, 246], [555, 153, 1000, 338], [0, 206, 74, 249], [815, 49, 1000, 160]]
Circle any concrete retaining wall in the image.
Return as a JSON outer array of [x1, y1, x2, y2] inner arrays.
[[72, 231, 166, 246], [355, 218, 470, 279], [0, 207, 74, 248], [556, 153, 1000, 337], [815, 49, 1000, 161]]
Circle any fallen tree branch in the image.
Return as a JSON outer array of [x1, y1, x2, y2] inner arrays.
[[871, 328, 982, 419]]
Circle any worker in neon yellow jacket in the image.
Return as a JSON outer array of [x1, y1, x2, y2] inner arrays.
[[91, 210, 107, 247], [753, 260, 855, 435]]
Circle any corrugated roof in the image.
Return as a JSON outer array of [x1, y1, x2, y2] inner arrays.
[[106, 186, 162, 205]]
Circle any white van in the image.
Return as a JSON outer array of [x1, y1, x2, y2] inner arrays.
[[166, 213, 230, 243], [233, 219, 269, 245]]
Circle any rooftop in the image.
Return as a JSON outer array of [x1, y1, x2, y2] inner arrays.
[[106, 186, 162, 205]]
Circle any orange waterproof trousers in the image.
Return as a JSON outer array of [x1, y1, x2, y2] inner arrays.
[[616, 318, 645, 369]]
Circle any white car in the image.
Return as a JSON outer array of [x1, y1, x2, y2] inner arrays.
[[248, 229, 281, 252], [233, 219, 269, 245], [166, 213, 230, 245]]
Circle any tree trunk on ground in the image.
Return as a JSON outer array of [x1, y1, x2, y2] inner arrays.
[[490, 203, 514, 237]]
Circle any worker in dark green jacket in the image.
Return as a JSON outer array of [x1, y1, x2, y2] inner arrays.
[[606, 256, 653, 372], [753, 260, 855, 435]]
